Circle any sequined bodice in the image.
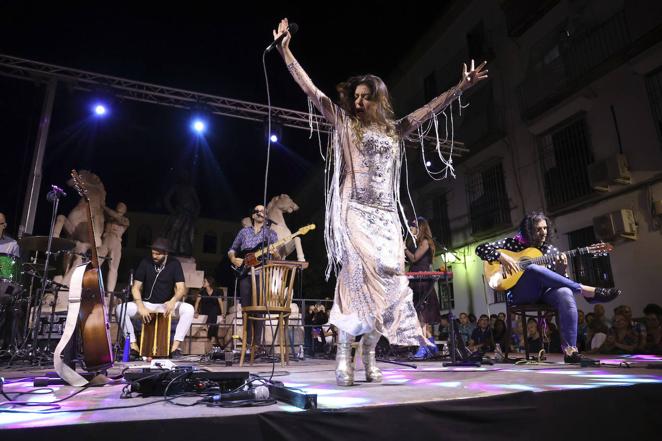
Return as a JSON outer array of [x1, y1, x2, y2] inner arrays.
[[347, 127, 398, 210]]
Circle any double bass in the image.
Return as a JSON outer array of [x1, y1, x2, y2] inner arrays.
[[65, 170, 114, 372]]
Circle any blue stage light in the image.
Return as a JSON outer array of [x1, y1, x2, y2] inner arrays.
[[191, 119, 206, 134], [93, 103, 108, 117]]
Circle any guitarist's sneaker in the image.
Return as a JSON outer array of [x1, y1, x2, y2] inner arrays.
[[587, 287, 621, 304]]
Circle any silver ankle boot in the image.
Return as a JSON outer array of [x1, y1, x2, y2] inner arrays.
[[360, 330, 383, 383], [335, 330, 355, 387]]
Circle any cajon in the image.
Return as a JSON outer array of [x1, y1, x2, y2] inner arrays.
[[139, 313, 171, 358]]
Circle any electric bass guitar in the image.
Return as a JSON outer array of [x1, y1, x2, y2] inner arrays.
[[483, 242, 613, 291], [231, 224, 315, 277]]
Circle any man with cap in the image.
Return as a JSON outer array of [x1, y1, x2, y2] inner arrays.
[[115, 237, 194, 358]]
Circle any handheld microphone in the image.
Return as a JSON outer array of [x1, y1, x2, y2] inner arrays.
[[203, 385, 270, 402], [266, 23, 299, 52]]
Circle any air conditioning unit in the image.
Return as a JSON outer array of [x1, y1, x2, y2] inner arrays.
[[593, 209, 637, 241], [653, 200, 662, 216], [587, 154, 631, 191]]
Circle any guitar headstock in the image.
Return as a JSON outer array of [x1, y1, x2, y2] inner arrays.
[[71, 169, 90, 202], [297, 224, 316, 235], [587, 242, 614, 257]]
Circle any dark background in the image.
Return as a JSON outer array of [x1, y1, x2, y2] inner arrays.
[[0, 2, 451, 290]]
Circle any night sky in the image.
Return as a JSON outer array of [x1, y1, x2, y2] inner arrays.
[[0, 2, 449, 239]]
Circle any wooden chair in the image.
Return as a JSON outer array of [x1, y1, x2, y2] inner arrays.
[[240, 262, 297, 366], [505, 296, 558, 360]]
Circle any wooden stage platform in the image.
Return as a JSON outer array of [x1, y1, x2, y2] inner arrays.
[[1, 353, 661, 440]]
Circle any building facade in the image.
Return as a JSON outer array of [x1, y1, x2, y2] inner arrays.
[[390, 0, 662, 317]]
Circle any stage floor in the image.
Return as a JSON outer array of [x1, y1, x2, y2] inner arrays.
[[1, 352, 662, 433]]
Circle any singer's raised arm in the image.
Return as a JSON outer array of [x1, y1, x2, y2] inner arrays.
[[274, 18, 340, 125], [397, 60, 488, 138]]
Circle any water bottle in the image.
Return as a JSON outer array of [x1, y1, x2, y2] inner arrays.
[[224, 348, 234, 367], [122, 335, 131, 362]]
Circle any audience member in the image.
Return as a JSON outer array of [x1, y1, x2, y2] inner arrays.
[[469, 314, 493, 353], [600, 313, 638, 354], [526, 318, 543, 354], [614, 304, 646, 352], [511, 319, 525, 352], [593, 304, 610, 328], [492, 318, 509, 353], [310, 303, 330, 354], [489, 314, 498, 329], [542, 319, 562, 353], [438, 314, 450, 341], [457, 312, 476, 345], [643, 305, 662, 354]]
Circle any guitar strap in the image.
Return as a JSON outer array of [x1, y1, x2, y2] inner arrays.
[[54, 264, 89, 386]]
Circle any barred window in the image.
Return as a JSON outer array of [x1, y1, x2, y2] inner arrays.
[[646, 67, 662, 150], [538, 117, 594, 211], [439, 279, 455, 311], [567, 226, 614, 288], [432, 193, 452, 248], [494, 291, 508, 304], [467, 162, 511, 236]]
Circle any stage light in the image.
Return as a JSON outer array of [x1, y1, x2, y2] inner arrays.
[[93, 103, 108, 117], [425, 161, 432, 167], [265, 120, 283, 143], [191, 118, 206, 135]]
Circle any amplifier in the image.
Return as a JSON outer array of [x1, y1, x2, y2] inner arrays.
[[123, 368, 249, 396]]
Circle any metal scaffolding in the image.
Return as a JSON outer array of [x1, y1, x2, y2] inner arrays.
[[0, 53, 466, 153], [0, 53, 466, 233]]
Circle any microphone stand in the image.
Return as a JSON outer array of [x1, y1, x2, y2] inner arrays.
[[10, 187, 63, 366], [259, 219, 276, 362], [442, 251, 481, 367], [113, 270, 132, 361]]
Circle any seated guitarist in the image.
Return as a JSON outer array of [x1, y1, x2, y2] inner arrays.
[[228, 204, 280, 348], [476, 211, 621, 363]]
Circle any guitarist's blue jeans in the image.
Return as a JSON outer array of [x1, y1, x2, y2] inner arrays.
[[510, 264, 581, 349], [240, 276, 263, 345]]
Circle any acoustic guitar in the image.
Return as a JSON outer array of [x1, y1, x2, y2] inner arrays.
[[231, 224, 315, 277], [483, 243, 613, 291]]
